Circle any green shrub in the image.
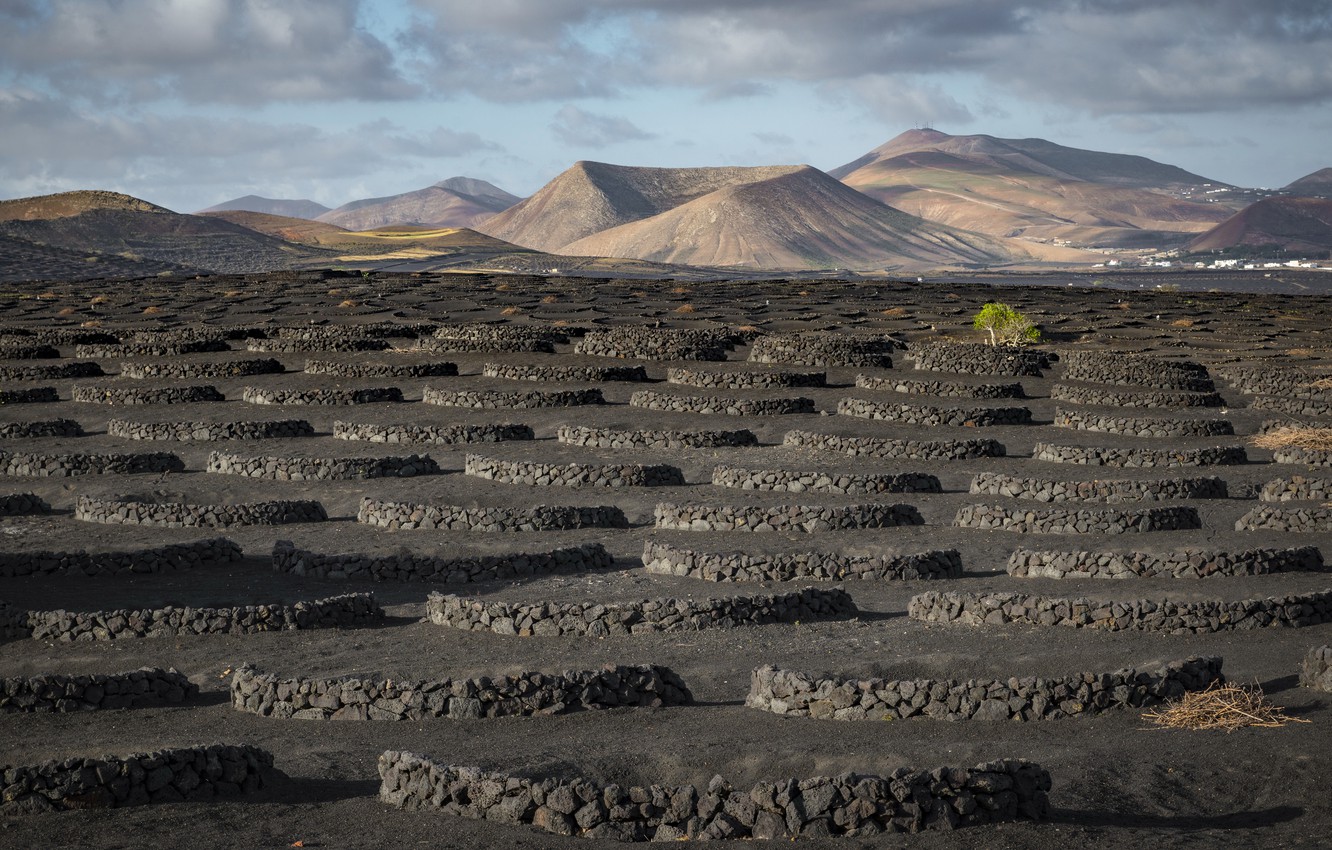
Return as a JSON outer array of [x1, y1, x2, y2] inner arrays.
[[972, 302, 1040, 346]]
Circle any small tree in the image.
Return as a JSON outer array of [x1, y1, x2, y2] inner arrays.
[[973, 302, 1040, 346]]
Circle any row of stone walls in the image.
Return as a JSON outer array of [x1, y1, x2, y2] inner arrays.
[[783, 430, 1006, 460], [1051, 383, 1224, 408], [75, 495, 327, 528], [837, 397, 1033, 427], [907, 343, 1053, 377], [73, 385, 225, 405], [357, 498, 627, 531], [0, 362, 104, 380], [1059, 351, 1213, 392], [483, 363, 647, 383], [711, 464, 940, 495], [909, 589, 1332, 633], [464, 453, 684, 487], [1, 667, 196, 713], [0, 450, 184, 477], [377, 751, 1051, 839], [1052, 408, 1234, 438], [748, 332, 897, 368], [575, 328, 735, 361], [654, 501, 923, 532], [421, 336, 554, 354], [745, 657, 1223, 722], [0, 744, 272, 815], [423, 387, 604, 409], [271, 540, 613, 583], [241, 386, 404, 405], [642, 542, 963, 582], [0, 537, 241, 578], [953, 503, 1201, 534], [630, 389, 815, 416], [332, 420, 533, 445], [425, 588, 857, 636], [120, 358, 283, 379], [206, 451, 439, 480], [1032, 442, 1247, 467], [854, 376, 1024, 399], [970, 472, 1227, 503], [1006, 545, 1325, 580], [666, 367, 826, 389], [557, 425, 758, 450], [433, 323, 571, 345], [1235, 506, 1332, 532], [302, 359, 457, 378], [231, 663, 691, 720], [109, 418, 314, 441]]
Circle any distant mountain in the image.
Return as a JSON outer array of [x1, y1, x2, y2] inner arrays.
[[1187, 197, 1332, 255], [832, 129, 1232, 249], [0, 190, 333, 275], [1283, 168, 1332, 198], [481, 161, 1082, 270], [197, 195, 331, 219], [316, 178, 520, 231]]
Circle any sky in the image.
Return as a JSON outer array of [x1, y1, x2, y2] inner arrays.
[[2, 0, 1330, 213]]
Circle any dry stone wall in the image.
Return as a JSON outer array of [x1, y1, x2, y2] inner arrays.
[[630, 389, 815, 416], [575, 328, 733, 361], [72, 385, 225, 405], [304, 360, 457, 378], [357, 498, 627, 531], [465, 453, 684, 487], [483, 363, 647, 383], [0, 449, 184, 477], [119, 358, 283, 379], [271, 540, 613, 583], [0, 388, 59, 404], [1052, 408, 1233, 438], [0, 419, 82, 438], [1032, 442, 1247, 467], [667, 367, 826, 389], [1235, 506, 1332, 532], [642, 542, 962, 582], [909, 589, 1332, 633], [241, 386, 403, 405], [748, 333, 895, 368], [423, 388, 604, 409], [1261, 476, 1332, 502], [557, 425, 758, 450], [231, 663, 691, 720], [0, 492, 50, 516], [970, 472, 1226, 503], [784, 429, 1006, 460], [0, 743, 272, 815], [953, 503, 1200, 534], [1251, 396, 1332, 417], [206, 450, 439, 480], [1051, 383, 1224, 408], [854, 376, 1024, 399], [746, 657, 1223, 722], [1059, 351, 1214, 392], [908, 343, 1052, 377], [333, 420, 533, 444], [1273, 446, 1332, 466], [654, 501, 923, 532], [1213, 365, 1332, 398], [711, 464, 940, 495], [837, 397, 1032, 427], [0, 362, 103, 380], [377, 751, 1051, 839], [0, 537, 241, 577], [1, 667, 196, 713], [1007, 545, 1324, 579], [247, 338, 389, 353], [108, 418, 314, 441], [0, 343, 59, 359], [77, 340, 230, 357], [75, 495, 327, 528], [426, 587, 856, 636]]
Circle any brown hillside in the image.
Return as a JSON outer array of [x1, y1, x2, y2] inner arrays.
[[477, 162, 802, 252], [834, 130, 1230, 249], [196, 195, 331, 219], [317, 180, 519, 231], [1283, 168, 1332, 197], [560, 165, 1045, 270], [0, 190, 171, 221], [1187, 196, 1332, 254]]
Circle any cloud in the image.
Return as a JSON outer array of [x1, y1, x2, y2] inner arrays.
[[753, 131, 793, 145], [838, 76, 975, 128], [549, 105, 655, 148], [0, 0, 415, 104]]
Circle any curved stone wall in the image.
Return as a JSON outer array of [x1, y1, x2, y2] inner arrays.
[[746, 657, 1223, 722], [76, 340, 231, 357], [464, 453, 684, 487], [1261, 476, 1332, 502], [783, 429, 1006, 460], [431, 323, 569, 353], [630, 390, 815, 416], [748, 333, 894, 368], [1052, 408, 1234, 438], [854, 376, 1024, 399], [642, 542, 962, 582], [908, 343, 1052, 377], [666, 367, 826, 390], [426, 587, 856, 636], [0, 492, 51, 515], [420, 336, 554, 354], [75, 495, 327, 528], [1273, 446, 1332, 467], [206, 450, 439, 480], [1006, 545, 1324, 580], [332, 420, 533, 444], [242, 386, 403, 405], [72, 385, 225, 405], [1235, 505, 1332, 532], [482, 363, 647, 382], [231, 663, 691, 720], [108, 418, 314, 441], [1060, 351, 1214, 392], [0, 327, 116, 346], [246, 338, 389, 353], [654, 501, 923, 532], [378, 751, 1051, 839], [1050, 383, 1224, 408], [357, 498, 627, 531], [953, 503, 1200, 534], [969, 471, 1227, 503], [0, 419, 82, 439], [0, 450, 184, 477], [1032, 442, 1247, 467], [0, 387, 59, 404], [0, 537, 240, 577], [837, 397, 1032, 427], [3, 592, 382, 641], [423, 387, 604, 409], [0, 744, 271, 815], [0, 362, 104, 381], [909, 588, 1332, 633], [0, 343, 59, 359], [557, 424, 758, 450], [274, 323, 428, 341], [304, 359, 457, 378], [1250, 396, 1332, 417], [711, 464, 940, 495], [119, 358, 283, 379], [1302, 646, 1332, 693], [271, 540, 613, 583], [1, 667, 196, 713], [575, 328, 733, 361], [1213, 364, 1332, 398]]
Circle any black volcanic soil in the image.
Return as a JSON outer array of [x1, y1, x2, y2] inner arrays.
[[1, 271, 1331, 849]]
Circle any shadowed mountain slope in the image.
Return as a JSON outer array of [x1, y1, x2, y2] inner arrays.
[[1187, 197, 1332, 254], [1283, 169, 1332, 198], [196, 195, 331, 219], [317, 178, 519, 231]]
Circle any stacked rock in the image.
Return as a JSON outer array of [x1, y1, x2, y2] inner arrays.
[[654, 502, 923, 532], [0, 667, 197, 713], [784, 429, 1006, 460], [748, 333, 895, 367], [465, 454, 684, 487], [271, 540, 613, 582], [333, 421, 533, 444], [1006, 546, 1324, 579], [953, 503, 1200, 534], [558, 425, 758, 450], [643, 542, 962, 582]]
